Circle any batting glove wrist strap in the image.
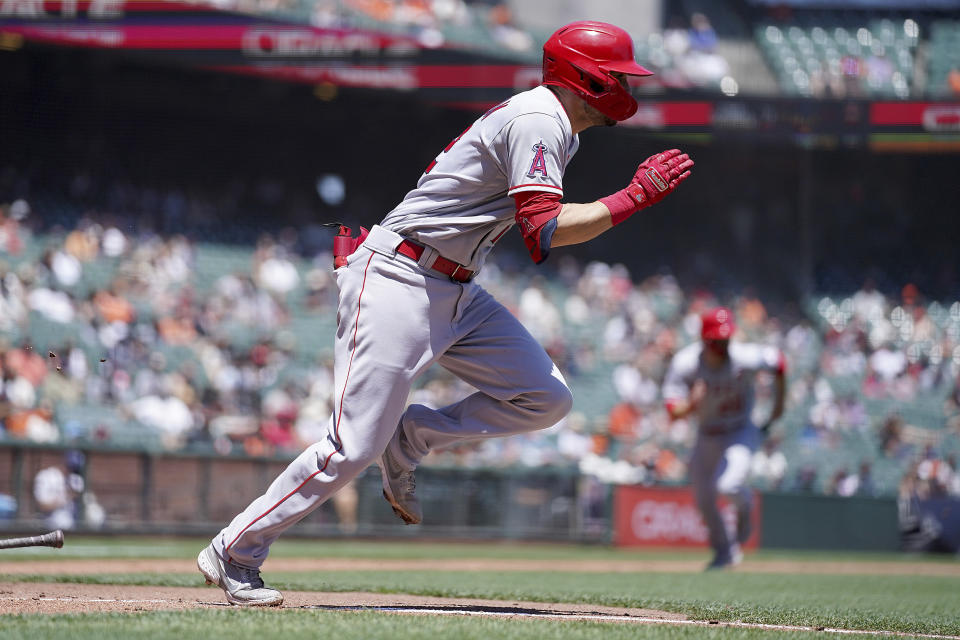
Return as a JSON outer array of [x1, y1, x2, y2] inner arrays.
[[599, 184, 648, 226]]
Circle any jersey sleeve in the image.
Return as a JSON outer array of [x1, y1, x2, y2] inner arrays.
[[500, 113, 567, 198], [662, 355, 691, 403], [736, 344, 787, 374]]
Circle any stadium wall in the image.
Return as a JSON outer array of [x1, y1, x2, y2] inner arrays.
[[0, 444, 915, 551]]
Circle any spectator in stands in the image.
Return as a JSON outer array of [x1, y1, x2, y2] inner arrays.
[[44, 247, 83, 289], [33, 459, 82, 530], [864, 45, 894, 92], [879, 413, 911, 460], [687, 12, 717, 53], [840, 55, 864, 97], [792, 464, 818, 492], [917, 446, 954, 498], [94, 283, 135, 326], [949, 67, 960, 96], [5, 342, 46, 388], [868, 341, 907, 385], [663, 15, 690, 60], [0, 199, 28, 256], [852, 278, 886, 323], [825, 468, 851, 496], [681, 13, 728, 86], [486, 3, 533, 52], [855, 460, 876, 497], [64, 221, 100, 263]]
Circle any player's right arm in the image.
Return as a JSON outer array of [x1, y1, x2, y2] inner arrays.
[[666, 380, 706, 420], [662, 350, 702, 420]]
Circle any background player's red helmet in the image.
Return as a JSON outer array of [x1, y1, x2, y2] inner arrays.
[[701, 307, 737, 341], [542, 21, 653, 122]]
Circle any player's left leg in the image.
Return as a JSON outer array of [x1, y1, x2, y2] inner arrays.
[[716, 426, 759, 547], [384, 285, 573, 469]]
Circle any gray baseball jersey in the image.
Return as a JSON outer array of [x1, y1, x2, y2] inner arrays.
[[663, 342, 783, 434], [381, 85, 579, 272]]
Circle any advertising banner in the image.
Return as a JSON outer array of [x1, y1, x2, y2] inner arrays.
[[613, 485, 761, 549]]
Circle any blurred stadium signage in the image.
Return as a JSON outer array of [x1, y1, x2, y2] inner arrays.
[[613, 485, 761, 549], [3, 1, 960, 150]]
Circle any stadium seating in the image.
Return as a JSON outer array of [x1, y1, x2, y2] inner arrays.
[[928, 20, 960, 96], [755, 17, 918, 97]]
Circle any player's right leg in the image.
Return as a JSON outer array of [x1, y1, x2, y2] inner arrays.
[[690, 436, 736, 569], [201, 247, 444, 602], [385, 286, 573, 468], [378, 286, 573, 524]]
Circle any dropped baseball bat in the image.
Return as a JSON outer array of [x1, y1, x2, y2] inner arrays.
[[0, 530, 64, 549]]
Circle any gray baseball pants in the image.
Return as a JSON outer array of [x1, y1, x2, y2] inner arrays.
[[213, 225, 572, 568], [689, 425, 757, 557]]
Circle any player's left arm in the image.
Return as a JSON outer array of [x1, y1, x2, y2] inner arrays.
[[759, 349, 787, 434], [510, 144, 692, 258], [550, 201, 613, 247], [551, 148, 694, 247]]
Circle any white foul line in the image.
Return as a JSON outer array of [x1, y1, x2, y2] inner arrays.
[[2, 596, 958, 639], [340, 606, 960, 640]]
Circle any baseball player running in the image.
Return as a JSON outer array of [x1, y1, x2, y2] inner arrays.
[[663, 307, 786, 569], [198, 21, 694, 605]]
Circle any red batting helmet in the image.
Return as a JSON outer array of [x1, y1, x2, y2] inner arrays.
[[542, 21, 653, 122], [701, 307, 736, 341]]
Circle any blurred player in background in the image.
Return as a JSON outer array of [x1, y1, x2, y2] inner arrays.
[[198, 20, 694, 606], [663, 307, 786, 569]]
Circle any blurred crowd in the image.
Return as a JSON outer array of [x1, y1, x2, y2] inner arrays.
[[197, 0, 537, 54], [191, 0, 733, 89], [2, 200, 959, 500]]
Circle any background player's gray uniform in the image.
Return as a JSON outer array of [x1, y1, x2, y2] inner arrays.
[[212, 86, 576, 568], [663, 342, 783, 557]]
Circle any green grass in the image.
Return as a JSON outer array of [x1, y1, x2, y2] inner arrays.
[[2, 538, 959, 639], [0, 609, 876, 640]]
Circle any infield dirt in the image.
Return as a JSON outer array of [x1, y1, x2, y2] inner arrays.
[[0, 581, 686, 618], [2, 555, 958, 617]]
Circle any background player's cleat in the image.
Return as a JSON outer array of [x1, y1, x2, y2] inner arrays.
[[378, 449, 422, 525], [705, 544, 743, 571], [197, 544, 283, 606]]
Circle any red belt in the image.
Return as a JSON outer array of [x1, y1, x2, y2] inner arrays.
[[396, 239, 474, 282]]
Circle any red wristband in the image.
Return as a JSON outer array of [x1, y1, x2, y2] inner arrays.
[[599, 183, 648, 225]]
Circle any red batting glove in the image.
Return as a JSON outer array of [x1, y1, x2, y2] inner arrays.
[[600, 148, 694, 225]]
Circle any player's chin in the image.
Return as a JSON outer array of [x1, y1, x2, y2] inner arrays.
[[604, 116, 617, 127]]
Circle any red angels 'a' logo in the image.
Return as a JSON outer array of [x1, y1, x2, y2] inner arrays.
[[526, 141, 548, 179]]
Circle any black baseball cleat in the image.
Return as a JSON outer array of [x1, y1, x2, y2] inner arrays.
[[705, 544, 743, 571]]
